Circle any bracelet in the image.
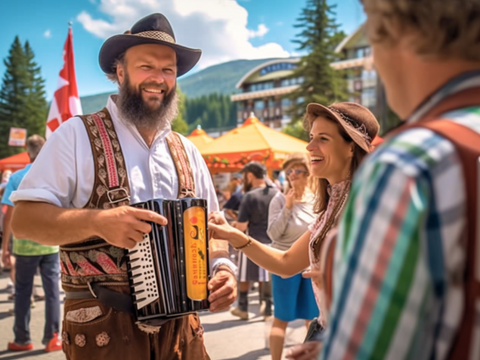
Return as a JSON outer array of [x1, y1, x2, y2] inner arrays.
[[234, 236, 252, 250]]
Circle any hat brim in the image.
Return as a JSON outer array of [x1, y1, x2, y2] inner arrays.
[[306, 103, 372, 153], [99, 34, 202, 78]]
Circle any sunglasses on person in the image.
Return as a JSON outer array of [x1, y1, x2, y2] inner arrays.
[[285, 169, 308, 176]]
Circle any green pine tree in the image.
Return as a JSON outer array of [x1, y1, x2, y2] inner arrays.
[[0, 37, 48, 158], [171, 87, 188, 135], [23, 41, 48, 137], [286, 0, 348, 139], [0, 36, 29, 158]]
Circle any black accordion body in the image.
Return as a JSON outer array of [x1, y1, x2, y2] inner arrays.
[[127, 198, 210, 324]]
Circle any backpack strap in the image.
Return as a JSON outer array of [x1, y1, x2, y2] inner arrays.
[[79, 108, 131, 209], [166, 131, 196, 198], [415, 120, 480, 360]]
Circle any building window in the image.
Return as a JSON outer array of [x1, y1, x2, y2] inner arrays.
[[264, 82, 274, 90], [254, 100, 265, 110], [281, 78, 290, 87], [361, 88, 376, 108], [281, 98, 292, 107]]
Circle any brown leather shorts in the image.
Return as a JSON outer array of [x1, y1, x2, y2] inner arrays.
[[61, 297, 210, 360]]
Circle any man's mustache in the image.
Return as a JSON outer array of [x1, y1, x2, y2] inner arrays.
[[139, 82, 168, 91]]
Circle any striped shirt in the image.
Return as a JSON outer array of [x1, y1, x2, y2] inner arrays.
[[320, 72, 480, 360]]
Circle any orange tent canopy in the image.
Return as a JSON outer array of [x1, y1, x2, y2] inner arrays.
[[0, 151, 30, 172], [201, 114, 308, 173], [186, 126, 214, 151]]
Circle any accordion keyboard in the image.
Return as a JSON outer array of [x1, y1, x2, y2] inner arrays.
[[127, 233, 159, 309]]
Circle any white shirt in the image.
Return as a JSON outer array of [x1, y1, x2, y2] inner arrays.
[[11, 96, 219, 211]]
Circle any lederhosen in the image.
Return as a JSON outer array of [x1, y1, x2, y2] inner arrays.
[[60, 109, 210, 360]]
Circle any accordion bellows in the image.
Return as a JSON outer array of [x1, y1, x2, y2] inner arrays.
[[127, 198, 210, 323]]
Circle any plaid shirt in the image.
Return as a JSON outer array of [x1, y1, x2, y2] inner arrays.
[[320, 72, 480, 360]]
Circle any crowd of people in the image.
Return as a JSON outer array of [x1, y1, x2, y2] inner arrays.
[[1, 1, 480, 359]]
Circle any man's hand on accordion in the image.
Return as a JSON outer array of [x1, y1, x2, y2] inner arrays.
[[94, 206, 168, 249], [208, 266, 237, 312]]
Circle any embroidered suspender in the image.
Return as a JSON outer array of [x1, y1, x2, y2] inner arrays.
[[165, 132, 196, 198], [81, 109, 131, 209]]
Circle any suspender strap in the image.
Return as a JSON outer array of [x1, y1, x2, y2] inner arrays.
[[166, 132, 196, 198], [60, 109, 131, 284], [79, 108, 131, 208]]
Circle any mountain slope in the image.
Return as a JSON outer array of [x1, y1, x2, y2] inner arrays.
[[178, 57, 280, 98], [80, 57, 283, 113]]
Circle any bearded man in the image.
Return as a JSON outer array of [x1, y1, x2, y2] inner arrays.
[[9, 13, 237, 360]]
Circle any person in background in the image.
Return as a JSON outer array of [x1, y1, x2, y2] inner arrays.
[[266, 153, 318, 360], [230, 161, 278, 321], [0, 170, 13, 289], [223, 173, 243, 222], [2, 135, 62, 353]]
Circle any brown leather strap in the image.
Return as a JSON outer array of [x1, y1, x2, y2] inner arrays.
[[166, 131, 196, 198]]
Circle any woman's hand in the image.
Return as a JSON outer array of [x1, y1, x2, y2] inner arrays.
[[302, 269, 322, 285], [208, 211, 248, 248], [285, 189, 296, 209], [285, 341, 322, 360]]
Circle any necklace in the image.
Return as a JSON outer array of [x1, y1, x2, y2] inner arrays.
[[311, 181, 351, 258]]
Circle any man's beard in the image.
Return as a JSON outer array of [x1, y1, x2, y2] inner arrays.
[[243, 179, 252, 193], [117, 74, 178, 132]]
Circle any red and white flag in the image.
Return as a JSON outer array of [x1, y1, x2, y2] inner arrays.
[[46, 26, 82, 139]]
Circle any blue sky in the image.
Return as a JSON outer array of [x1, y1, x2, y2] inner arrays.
[[0, 0, 365, 100]]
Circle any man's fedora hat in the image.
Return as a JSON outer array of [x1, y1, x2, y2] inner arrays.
[[99, 13, 202, 77]]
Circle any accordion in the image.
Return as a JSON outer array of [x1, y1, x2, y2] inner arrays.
[[126, 198, 210, 324]]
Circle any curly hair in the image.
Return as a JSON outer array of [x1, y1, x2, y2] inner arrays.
[[362, 0, 480, 61]]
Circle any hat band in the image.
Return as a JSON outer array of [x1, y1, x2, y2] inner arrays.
[[328, 106, 372, 143], [134, 31, 175, 44]]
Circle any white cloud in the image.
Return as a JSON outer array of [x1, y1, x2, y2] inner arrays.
[[248, 24, 269, 38], [44, 30, 51, 38], [76, 0, 290, 71]]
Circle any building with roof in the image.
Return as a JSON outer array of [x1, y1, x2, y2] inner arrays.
[[230, 58, 302, 131], [228, 23, 388, 134]]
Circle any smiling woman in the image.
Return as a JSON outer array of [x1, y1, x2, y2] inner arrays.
[[207, 101, 380, 359]]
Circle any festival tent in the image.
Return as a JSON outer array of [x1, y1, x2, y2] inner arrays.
[[0, 152, 30, 172], [201, 113, 308, 174], [186, 126, 214, 151]]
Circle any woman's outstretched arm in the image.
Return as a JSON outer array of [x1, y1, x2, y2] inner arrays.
[[208, 211, 310, 277]]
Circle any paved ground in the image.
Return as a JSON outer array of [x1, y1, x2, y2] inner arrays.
[[0, 270, 307, 360]]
